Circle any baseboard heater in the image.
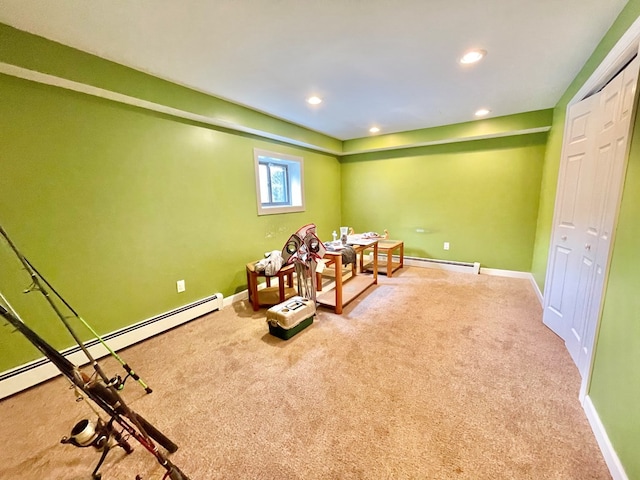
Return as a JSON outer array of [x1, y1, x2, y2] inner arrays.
[[0, 292, 223, 400], [403, 256, 481, 274]]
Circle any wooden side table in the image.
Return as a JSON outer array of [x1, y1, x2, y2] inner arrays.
[[316, 239, 378, 314], [246, 262, 296, 311], [361, 240, 404, 277]]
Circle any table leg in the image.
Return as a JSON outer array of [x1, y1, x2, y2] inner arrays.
[[246, 268, 252, 305], [335, 254, 343, 314], [278, 273, 285, 303], [248, 271, 260, 311], [373, 242, 378, 284]]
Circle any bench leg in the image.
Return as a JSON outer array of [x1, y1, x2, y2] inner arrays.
[[247, 271, 260, 311]]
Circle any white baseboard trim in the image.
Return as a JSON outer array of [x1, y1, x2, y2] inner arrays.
[[223, 290, 248, 307], [405, 259, 544, 305], [0, 292, 223, 400], [404, 256, 480, 274], [246, 258, 544, 308], [478, 266, 531, 278], [479, 268, 544, 306], [529, 276, 544, 306], [583, 395, 628, 480]]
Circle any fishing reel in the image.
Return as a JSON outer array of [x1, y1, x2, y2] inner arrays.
[[61, 417, 133, 479], [108, 373, 126, 391]]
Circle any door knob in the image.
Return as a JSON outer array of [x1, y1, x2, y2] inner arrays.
[[561, 235, 567, 241], [585, 244, 591, 250]]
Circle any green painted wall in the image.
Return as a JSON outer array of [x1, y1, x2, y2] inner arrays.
[[529, 104, 567, 288], [530, 2, 640, 478], [531, 2, 640, 290], [341, 133, 547, 271], [589, 109, 640, 480], [0, 30, 342, 371]]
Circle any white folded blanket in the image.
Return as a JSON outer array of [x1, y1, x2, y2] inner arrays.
[[255, 250, 284, 276]]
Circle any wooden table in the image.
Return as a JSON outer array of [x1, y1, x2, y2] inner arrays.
[[316, 239, 378, 314], [246, 262, 296, 311], [361, 240, 404, 277]]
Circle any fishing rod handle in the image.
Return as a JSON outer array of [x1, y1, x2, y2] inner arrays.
[[86, 380, 178, 453], [166, 461, 191, 480], [132, 412, 178, 454]]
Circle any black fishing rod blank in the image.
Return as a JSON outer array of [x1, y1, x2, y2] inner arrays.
[[0, 303, 189, 480], [0, 224, 148, 393], [0, 224, 189, 479], [24, 256, 152, 393]]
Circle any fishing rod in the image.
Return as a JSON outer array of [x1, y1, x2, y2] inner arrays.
[[24, 256, 152, 393], [0, 302, 189, 480], [0, 293, 136, 477], [0, 224, 113, 388], [0, 225, 189, 479], [0, 224, 151, 393]]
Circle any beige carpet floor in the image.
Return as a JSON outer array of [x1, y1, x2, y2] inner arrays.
[[0, 267, 611, 479]]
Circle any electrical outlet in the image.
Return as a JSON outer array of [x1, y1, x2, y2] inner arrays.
[[444, 242, 450, 250], [176, 279, 186, 293]]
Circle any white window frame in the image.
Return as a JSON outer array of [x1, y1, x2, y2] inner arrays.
[[254, 148, 305, 215]]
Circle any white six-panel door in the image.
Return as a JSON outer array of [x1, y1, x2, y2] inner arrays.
[[543, 93, 599, 343], [543, 57, 639, 377]]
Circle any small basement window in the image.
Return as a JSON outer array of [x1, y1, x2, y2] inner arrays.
[[254, 148, 305, 215]]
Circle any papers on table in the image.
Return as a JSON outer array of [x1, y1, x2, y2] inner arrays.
[[324, 236, 380, 251]]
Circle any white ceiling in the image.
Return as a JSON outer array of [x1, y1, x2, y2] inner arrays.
[[0, 0, 630, 140]]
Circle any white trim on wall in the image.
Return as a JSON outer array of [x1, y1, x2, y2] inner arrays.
[[572, 17, 640, 104], [0, 293, 223, 400], [583, 395, 629, 480], [396, 257, 543, 304], [480, 267, 544, 306]]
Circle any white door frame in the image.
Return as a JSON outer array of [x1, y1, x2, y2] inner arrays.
[[558, 15, 640, 402]]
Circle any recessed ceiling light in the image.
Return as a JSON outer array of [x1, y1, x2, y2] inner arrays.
[[475, 108, 491, 117], [369, 127, 380, 133], [460, 49, 487, 64], [307, 96, 322, 105]]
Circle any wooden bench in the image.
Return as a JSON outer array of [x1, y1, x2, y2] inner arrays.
[[361, 240, 404, 277], [246, 261, 296, 311]]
